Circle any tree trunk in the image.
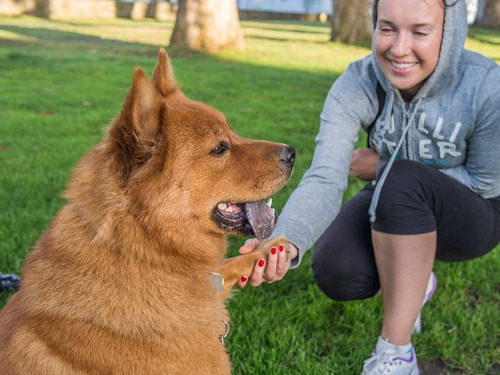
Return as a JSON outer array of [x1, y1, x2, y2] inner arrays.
[[169, 0, 245, 52], [474, 0, 500, 29], [330, 0, 372, 44]]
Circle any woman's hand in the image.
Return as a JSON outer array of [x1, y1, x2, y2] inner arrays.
[[350, 147, 379, 181], [237, 238, 298, 288]]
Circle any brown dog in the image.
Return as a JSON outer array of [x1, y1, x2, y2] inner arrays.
[[0, 49, 295, 374]]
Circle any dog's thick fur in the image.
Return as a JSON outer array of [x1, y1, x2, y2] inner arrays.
[[0, 49, 295, 374]]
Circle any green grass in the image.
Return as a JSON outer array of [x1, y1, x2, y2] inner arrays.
[[0, 16, 499, 374]]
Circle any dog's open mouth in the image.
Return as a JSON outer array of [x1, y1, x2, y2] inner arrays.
[[213, 199, 277, 240]]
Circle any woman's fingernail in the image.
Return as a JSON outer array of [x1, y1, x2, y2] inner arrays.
[[271, 247, 277, 255], [258, 259, 265, 267], [279, 245, 284, 252], [241, 276, 248, 282]]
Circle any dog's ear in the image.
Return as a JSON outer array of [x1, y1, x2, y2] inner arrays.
[[123, 67, 161, 141], [151, 48, 180, 98], [111, 67, 162, 184]]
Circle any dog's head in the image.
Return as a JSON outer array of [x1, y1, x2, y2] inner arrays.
[[90, 49, 294, 243]]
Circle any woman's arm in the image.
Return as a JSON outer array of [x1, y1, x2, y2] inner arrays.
[[441, 67, 500, 199]]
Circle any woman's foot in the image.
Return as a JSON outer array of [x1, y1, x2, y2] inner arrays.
[[362, 337, 419, 375]]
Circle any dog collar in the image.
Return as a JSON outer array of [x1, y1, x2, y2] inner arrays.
[[209, 273, 229, 344]]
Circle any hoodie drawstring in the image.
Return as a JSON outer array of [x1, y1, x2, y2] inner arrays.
[[369, 98, 422, 223]]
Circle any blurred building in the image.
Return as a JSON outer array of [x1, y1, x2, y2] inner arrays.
[[237, 0, 332, 21], [238, 0, 332, 14], [0, 0, 481, 24]]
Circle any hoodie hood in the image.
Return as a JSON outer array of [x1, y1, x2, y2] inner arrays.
[[371, 0, 468, 100]]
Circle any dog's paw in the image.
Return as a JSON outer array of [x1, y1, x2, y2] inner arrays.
[[255, 236, 290, 260], [215, 236, 292, 295]]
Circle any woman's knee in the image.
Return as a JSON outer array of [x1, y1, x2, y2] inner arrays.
[[374, 160, 437, 233], [312, 240, 379, 301]]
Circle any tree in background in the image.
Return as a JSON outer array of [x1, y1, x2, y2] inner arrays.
[[169, 0, 245, 51], [330, 0, 372, 44], [475, 0, 500, 28]]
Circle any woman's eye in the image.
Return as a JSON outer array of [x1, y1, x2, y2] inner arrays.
[[414, 31, 429, 37], [378, 27, 395, 35], [210, 141, 230, 156]]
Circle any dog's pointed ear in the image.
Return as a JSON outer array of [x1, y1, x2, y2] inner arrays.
[[123, 67, 161, 138], [151, 48, 179, 97], [110, 67, 162, 184]]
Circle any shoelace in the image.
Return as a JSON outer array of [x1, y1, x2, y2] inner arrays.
[[363, 349, 399, 374]]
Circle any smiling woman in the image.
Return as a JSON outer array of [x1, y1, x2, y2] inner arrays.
[[374, 0, 444, 102]]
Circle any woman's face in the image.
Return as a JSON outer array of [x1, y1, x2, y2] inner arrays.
[[374, 0, 444, 102]]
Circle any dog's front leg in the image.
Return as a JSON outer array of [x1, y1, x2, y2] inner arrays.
[[214, 237, 289, 298]]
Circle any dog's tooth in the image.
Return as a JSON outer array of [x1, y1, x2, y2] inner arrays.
[[218, 203, 227, 211], [266, 198, 273, 207]]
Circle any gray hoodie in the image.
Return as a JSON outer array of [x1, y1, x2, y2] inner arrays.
[[271, 0, 500, 266]]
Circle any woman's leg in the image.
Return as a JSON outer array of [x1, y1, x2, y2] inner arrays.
[[371, 160, 500, 345], [372, 231, 436, 345]]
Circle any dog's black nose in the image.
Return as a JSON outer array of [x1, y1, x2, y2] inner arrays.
[[279, 145, 296, 167]]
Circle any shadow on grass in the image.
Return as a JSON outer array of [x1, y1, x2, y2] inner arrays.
[[0, 20, 332, 54], [0, 24, 164, 57], [243, 20, 331, 35]]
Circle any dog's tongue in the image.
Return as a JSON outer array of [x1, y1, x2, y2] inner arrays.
[[245, 200, 276, 240]]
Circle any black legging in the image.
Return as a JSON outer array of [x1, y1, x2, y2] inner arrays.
[[312, 160, 500, 301]]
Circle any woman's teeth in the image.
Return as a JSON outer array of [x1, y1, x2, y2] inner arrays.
[[391, 61, 416, 69]]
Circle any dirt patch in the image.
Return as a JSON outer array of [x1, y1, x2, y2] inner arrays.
[[419, 360, 461, 375]]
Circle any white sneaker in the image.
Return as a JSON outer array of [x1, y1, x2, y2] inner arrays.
[[412, 272, 437, 334], [362, 337, 419, 375]]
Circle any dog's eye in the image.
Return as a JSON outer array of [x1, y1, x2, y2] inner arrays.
[[210, 141, 230, 156]]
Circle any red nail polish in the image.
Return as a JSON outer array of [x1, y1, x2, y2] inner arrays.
[[241, 276, 248, 282], [271, 247, 277, 255], [258, 259, 265, 267], [279, 245, 284, 252]]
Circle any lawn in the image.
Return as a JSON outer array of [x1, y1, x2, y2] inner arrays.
[[0, 16, 499, 374]]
